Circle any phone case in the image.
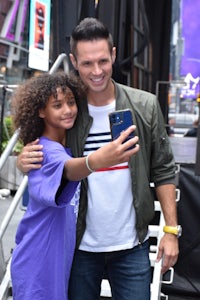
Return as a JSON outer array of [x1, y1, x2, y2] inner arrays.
[[109, 109, 135, 147]]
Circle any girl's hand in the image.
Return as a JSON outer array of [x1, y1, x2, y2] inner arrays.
[[89, 125, 139, 170]]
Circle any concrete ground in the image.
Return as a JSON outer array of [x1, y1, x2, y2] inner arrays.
[[0, 192, 24, 265], [0, 191, 24, 299]]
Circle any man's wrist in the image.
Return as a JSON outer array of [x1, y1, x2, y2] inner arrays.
[[163, 225, 182, 238]]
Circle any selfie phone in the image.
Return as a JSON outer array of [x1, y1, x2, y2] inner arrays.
[[109, 109, 135, 148]]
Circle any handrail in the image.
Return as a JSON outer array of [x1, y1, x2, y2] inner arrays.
[[49, 53, 69, 74], [0, 129, 20, 171], [0, 176, 28, 241], [0, 85, 18, 89]]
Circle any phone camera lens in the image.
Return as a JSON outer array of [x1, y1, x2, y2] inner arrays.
[[116, 116, 120, 122]]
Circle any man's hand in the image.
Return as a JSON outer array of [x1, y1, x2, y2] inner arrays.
[[155, 184, 179, 274], [156, 233, 179, 274], [17, 139, 43, 173]]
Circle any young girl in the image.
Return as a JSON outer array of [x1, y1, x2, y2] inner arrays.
[[10, 72, 138, 300]]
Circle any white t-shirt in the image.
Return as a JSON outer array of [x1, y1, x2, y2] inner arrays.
[[79, 101, 139, 252]]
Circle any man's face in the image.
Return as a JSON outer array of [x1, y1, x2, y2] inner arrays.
[[70, 39, 116, 95]]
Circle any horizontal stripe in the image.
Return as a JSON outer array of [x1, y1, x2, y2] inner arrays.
[[95, 165, 129, 172], [85, 138, 111, 145], [88, 132, 111, 137]]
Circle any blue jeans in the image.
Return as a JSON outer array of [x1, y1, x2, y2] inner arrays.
[[68, 240, 151, 300]]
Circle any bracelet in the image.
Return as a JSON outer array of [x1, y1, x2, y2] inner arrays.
[[85, 153, 94, 173]]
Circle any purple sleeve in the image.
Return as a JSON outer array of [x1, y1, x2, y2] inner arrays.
[[28, 138, 79, 207]]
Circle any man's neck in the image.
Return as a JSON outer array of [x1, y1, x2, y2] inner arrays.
[[87, 80, 115, 106]]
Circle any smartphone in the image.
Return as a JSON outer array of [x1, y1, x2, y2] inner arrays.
[[109, 109, 135, 148]]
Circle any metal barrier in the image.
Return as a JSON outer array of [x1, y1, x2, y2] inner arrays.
[[0, 129, 20, 171], [48, 53, 69, 74]]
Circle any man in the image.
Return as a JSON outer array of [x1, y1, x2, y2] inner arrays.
[[18, 18, 180, 300]]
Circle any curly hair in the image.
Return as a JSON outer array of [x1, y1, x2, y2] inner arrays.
[[12, 71, 85, 145]]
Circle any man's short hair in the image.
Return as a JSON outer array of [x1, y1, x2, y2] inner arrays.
[[70, 17, 113, 57]]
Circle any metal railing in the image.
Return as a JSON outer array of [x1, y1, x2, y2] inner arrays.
[[0, 129, 20, 171]]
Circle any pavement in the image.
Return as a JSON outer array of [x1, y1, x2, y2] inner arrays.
[[0, 190, 24, 299], [0, 191, 24, 264]]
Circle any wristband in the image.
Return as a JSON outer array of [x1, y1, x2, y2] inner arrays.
[[85, 153, 94, 173], [163, 225, 182, 238]]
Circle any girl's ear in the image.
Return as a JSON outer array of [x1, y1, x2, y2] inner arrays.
[[39, 109, 45, 118]]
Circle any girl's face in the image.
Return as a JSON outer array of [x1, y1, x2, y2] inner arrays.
[[39, 87, 78, 132]]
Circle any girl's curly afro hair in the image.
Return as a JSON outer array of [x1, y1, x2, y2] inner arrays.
[[12, 71, 86, 145]]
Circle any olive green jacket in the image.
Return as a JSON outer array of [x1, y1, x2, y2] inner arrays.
[[67, 80, 176, 246]]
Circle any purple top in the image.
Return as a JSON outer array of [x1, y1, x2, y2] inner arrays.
[[11, 137, 80, 300]]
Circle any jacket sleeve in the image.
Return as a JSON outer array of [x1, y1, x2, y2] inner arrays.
[[150, 97, 176, 185]]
